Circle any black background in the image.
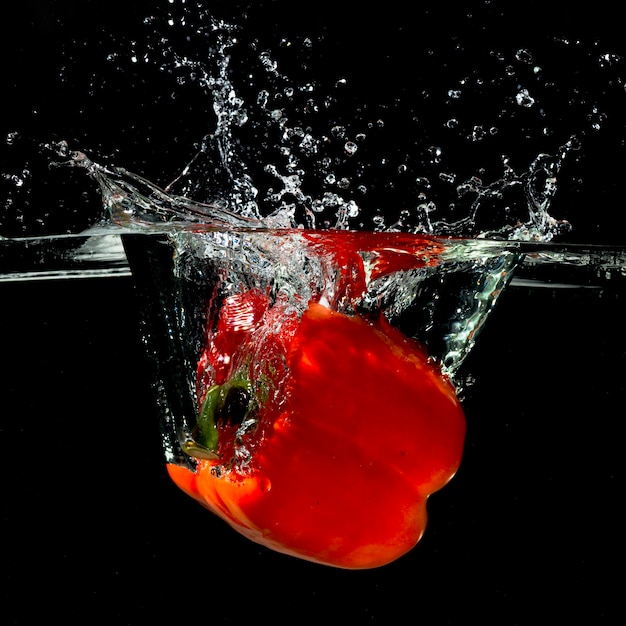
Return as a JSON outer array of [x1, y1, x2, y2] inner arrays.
[[2, 2, 625, 624]]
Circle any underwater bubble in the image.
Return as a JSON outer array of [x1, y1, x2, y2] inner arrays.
[[372, 215, 385, 230], [3, 173, 24, 188], [259, 51, 278, 73], [299, 134, 318, 155], [587, 105, 607, 131], [470, 125, 486, 142], [257, 89, 269, 106], [346, 201, 359, 218]]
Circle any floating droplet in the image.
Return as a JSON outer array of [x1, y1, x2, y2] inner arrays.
[[344, 141, 358, 156], [515, 49, 533, 64], [516, 88, 535, 108]]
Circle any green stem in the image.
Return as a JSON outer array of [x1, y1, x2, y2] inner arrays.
[[184, 370, 254, 461]]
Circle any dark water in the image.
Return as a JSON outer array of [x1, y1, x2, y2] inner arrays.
[[2, 274, 623, 623], [2, 2, 625, 623]]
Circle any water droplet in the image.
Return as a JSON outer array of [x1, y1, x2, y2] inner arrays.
[[428, 146, 442, 164], [344, 141, 358, 156], [598, 52, 622, 68], [516, 88, 535, 108], [515, 49, 533, 64]]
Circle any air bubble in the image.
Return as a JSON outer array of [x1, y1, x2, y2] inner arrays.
[[346, 201, 359, 218], [259, 51, 278, 73]]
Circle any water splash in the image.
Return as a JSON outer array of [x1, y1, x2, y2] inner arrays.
[[3, 3, 626, 243], [45, 9, 578, 244]]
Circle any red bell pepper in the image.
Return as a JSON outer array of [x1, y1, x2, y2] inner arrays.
[[167, 231, 466, 569]]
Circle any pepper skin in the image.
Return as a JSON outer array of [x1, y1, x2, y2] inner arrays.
[[168, 288, 465, 569]]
